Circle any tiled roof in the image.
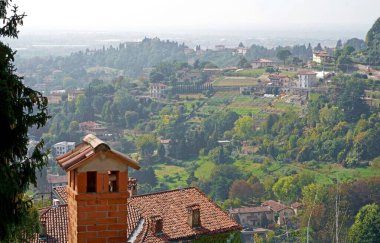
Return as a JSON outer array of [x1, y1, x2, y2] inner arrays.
[[56, 134, 140, 171], [32, 187, 240, 242], [252, 58, 273, 63], [262, 200, 291, 212], [229, 206, 272, 214], [127, 187, 241, 242], [47, 174, 67, 184], [53, 186, 67, 204], [298, 70, 317, 75], [31, 205, 68, 243], [291, 202, 302, 209]]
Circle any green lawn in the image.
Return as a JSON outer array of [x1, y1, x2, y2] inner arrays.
[[213, 77, 259, 87], [155, 164, 189, 189], [194, 159, 216, 180]]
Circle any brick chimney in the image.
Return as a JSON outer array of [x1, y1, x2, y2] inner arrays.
[[187, 204, 201, 228], [57, 134, 140, 243], [128, 177, 138, 197]]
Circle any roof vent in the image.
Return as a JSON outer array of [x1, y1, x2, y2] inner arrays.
[[39, 221, 48, 241], [187, 204, 201, 228], [52, 199, 60, 207], [150, 215, 163, 235]]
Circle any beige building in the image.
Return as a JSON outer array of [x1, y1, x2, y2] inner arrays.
[[251, 59, 274, 69]]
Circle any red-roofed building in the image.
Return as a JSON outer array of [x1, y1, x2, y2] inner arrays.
[[262, 200, 295, 225], [229, 206, 274, 228], [251, 59, 274, 69], [33, 135, 241, 242]]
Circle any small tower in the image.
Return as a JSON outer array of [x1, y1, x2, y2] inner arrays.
[[57, 134, 140, 243]]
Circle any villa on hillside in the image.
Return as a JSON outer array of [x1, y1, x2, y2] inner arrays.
[[251, 59, 274, 69], [297, 70, 317, 88], [32, 135, 241, 242]]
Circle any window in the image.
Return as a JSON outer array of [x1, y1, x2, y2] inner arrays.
[[108, 171, 119, 192], [86, 171, 97, 192]]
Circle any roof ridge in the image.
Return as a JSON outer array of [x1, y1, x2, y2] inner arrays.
[[130, 187, 197, 198]]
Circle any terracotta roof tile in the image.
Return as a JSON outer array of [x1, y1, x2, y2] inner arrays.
[[31, 205, 68, 243], [262, 200, 290, 212], [56, 134, 140, 171], [53, 186, 68, 204], [229, 206, 272, 214], [127, 187, 241, 242]]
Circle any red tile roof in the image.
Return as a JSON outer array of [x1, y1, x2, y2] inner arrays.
[[56, 134, 140, 171], [31, 205, 68, 243], [298, 70, 317, 75], [47, 174, 67, 184], [53, 186, 67, 204], [33, 187, 240, 243], [127, 187, 241, 242], [262, 200, 291, 212], [229, 206, 272, 214]]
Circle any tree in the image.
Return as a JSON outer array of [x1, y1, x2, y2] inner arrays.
[[276, 49, 292, 65], [349, 203, 380, 243], [136, 134, 156, 158], [233, 115, 255, 140], [272, 176, 298, 203], [336, 40, 343, 50], [237, 57, 251, 69], [228, 180, 254, 202], [366, 17, 380, 48], [0, 1, 49, 240]]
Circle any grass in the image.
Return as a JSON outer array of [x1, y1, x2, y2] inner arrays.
[[194, 159, 216, 180], [213, 77, 259, 87], [155, 164, 189, 189], [226, 69, 266, 78]]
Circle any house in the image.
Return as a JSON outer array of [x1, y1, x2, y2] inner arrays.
[[47, 174, 67, 188], [46, 94, 63, 105], [32, 135, 241, 242], [261, 200, 295, 225], [291, 202, 302, 215], [127, 188, 241, 242], [67, 89, 84, 102], [149, 83, 167, 99], [312, 51, 334, 64], [79, 121, 110, 139], [229, 206, 274, 228], [297, 70, 317, 88], [52, 141, 76, 156], [235, 47, 249, 56], [251, 59, 274, 69], [268, 74, 289, 86]]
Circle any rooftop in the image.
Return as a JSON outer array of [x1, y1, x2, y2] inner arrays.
[[36, 187, 241, 242], [229, 206, 272, 214], [262, 200, 290, 212], [127, 187, 241, 242], [56, 134, 140, 171], [298, 70, 317, 75]]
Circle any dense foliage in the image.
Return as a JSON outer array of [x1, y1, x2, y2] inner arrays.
[[0, 0, 48, 240]]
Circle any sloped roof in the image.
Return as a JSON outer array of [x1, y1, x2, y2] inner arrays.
[[127, 187, 241, 242], [298, 70, 317, 75], [53, 186, 67, 203], [56, 134, 140, 171], [31, 205, 68, 243], [262, 200, 291, 212], [229, 206, 272, 214]]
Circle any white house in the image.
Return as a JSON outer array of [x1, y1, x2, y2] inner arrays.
[[251, 59, 274, 69], [149, 83, 167, 99], [297, 70, 317, 88], [52, 141, 76, 156]]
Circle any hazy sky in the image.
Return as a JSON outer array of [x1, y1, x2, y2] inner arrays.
[[16, 0, 380, 36]]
